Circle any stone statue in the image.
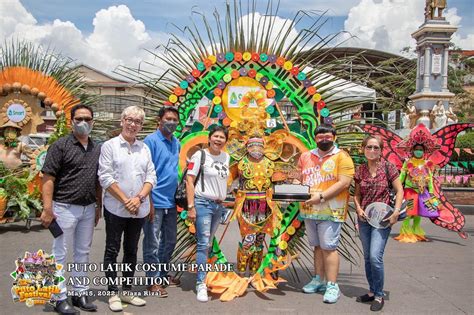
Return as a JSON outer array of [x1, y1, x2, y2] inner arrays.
[[426, 0, 447, 20], [417, 109, 432, 128], [431, 100, 448, 129], [446, 104, 458, 124], [405, 101, 418, 129]]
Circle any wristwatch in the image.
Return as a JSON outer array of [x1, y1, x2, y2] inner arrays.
[[319, 193, 325, 203], [137, 194, 146, 203], [188, 204, 195, 210]]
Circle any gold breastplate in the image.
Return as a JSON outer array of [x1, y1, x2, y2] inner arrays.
[[238, 157, 274, 191]]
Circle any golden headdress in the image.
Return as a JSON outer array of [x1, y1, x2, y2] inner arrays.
[[227, 90, 286, 161]]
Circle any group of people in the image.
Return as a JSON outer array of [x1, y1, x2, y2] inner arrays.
[[40, 105, 182, 314], [40, 103, 407, 314]]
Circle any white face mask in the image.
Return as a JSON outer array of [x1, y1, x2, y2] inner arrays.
[[73, 121, 93, 136]]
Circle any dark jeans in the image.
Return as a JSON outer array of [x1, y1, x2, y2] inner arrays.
[[103, 208, 145, 292], [142, 207, 177, 278]]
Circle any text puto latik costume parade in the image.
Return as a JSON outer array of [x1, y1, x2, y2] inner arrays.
[[0, 0, 473, 314]]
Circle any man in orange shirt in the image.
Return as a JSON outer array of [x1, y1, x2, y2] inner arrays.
[[298, 124, 354, 304]]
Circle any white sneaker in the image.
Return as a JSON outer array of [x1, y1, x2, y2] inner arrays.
[[120, 294, 146, 306], [108, 294, 123, 312], [196, 283, 208, 302]]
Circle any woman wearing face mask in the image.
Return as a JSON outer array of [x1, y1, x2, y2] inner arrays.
[[186, 125, 230, 302], [354, 136, 403, 312], [395, 139, 440, 243]]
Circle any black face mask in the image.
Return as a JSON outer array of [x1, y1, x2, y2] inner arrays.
[[317, 140, 334, 152]]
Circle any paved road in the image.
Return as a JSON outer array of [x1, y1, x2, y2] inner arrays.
[[0, 215, 473, 314]]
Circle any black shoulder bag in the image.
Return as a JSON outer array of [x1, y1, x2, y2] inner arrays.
[[175, 149, 205, 209]]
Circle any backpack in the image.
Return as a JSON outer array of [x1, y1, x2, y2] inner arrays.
[[174, 149, 205, 209]]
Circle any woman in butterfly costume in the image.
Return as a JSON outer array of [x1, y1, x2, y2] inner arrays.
[[362, 123, 473, 241], [395, 125, 441, 242]]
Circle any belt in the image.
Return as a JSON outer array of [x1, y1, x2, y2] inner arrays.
[[196, 196, 223, 204]]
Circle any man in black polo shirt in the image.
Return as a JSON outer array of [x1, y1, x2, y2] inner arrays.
[[41, 104, 101, 315]]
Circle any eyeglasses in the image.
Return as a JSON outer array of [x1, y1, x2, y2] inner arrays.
[[124, 117, 143, 126], [74, 117, 93, 123], [365, 145, 381, 151]]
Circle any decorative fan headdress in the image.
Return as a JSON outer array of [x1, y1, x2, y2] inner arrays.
[[397, 123, 441, 154], [227, 90, 286, 161]]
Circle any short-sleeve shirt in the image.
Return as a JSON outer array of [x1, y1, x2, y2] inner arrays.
[[187, 149, 230, 201], [42, 134, 101, 206], [298, 147, 355, 222], [144, 130, 180, 209], [354, 160, 399, 210]]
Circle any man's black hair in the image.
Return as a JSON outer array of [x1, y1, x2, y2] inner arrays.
[[158, 106, 179, 119], [70, 104, 93, 120], [314, 124, 336, 136]]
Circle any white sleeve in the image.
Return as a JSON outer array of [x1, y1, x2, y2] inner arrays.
[[187, 150, 202, 177], [98, 140, 117, 189], [144, 145, 157, 187]]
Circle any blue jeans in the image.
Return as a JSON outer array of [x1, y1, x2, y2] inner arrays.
[[195, 197, 223, 284], [143, 207, 177, 278], [358, 220, 391, 297]]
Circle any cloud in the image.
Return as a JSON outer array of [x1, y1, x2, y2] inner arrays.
[[279, 0, 362, 16], [0, 1, 166, 75], [238, 12, 300, 52], [340, 0, 473, 54], [444, 8, 474, 50]]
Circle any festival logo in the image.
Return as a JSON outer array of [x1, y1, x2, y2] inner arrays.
[[6, 103, 26, 123], [10, 250, 64, 307], [322, 159, 336, 173]]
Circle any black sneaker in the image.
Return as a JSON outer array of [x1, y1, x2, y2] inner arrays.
[[356, 293, 375, 303], [370, 297, 384, 312]]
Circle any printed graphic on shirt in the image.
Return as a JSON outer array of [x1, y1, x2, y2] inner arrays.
[[302, 164, 336, 187], [211, 161, 229, 179], [298, 149, 355, 222]]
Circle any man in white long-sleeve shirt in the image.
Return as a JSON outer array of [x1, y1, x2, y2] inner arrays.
[[98, 106, 156, 312]]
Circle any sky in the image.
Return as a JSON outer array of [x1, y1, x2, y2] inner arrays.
[[1, 0, 473, 75]]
